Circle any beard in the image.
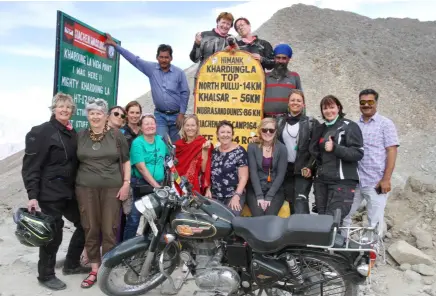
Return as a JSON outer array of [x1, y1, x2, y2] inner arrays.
[[273, 63, 289, 78]]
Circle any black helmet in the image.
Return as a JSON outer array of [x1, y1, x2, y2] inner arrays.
[[13, 208, 56, 247]]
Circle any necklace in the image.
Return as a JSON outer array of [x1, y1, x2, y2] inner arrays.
[[286, 123, 299, 138], [89, 123, 109, 150]]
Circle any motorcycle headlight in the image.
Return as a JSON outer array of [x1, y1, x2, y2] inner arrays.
[[134, 194, 162, 220]]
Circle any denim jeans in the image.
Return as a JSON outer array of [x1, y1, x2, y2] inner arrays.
[[154, 110, 180, 144], [123, 177, 149, 241]]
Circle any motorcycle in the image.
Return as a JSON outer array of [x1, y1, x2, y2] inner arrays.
[[97, 148, 378, 296]]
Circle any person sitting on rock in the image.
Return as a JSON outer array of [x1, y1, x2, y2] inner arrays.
[[263, 43, 303, 118], [343, 89, 399, 237], [234, 17, 275, 71]]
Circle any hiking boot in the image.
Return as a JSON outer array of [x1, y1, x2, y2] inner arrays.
[[62, 264, 92, 275], [38, 276, 67, 290]]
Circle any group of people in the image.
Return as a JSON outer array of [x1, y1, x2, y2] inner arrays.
[[19, 11, 399, 292]]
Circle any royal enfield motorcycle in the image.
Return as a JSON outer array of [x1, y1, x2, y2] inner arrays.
[[97, 173, 378, 296]]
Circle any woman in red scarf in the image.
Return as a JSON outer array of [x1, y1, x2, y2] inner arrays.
[[175, 115, 213, 195]]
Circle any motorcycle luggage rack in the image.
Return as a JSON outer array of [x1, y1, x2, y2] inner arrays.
[[306, 224, 385, 268]]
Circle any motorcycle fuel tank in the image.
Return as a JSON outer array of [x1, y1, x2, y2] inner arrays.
[[171, 199, 234, 239]]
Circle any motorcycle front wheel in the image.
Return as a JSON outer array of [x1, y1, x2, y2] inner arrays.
[[98, 242, 179, 296]]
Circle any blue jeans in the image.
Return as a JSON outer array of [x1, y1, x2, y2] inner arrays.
[[123, 177, 149, 241], [154, 110, 180, 144]]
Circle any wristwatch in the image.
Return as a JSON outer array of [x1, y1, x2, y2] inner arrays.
[[124, 180, 131, 184]]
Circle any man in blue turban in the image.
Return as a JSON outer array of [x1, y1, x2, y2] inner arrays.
[[263, 43, 303, 117]]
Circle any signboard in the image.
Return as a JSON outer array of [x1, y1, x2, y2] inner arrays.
[[194, 50, 265, 150], [53, 11, 121, 130]]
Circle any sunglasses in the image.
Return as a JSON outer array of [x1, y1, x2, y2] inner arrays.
[[261, 128, 276, 134], [112, 111, 126, 119], [359, 100, 376, 106]]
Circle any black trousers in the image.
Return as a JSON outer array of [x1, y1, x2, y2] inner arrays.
[[283, 163, 313, 214], [38, 198, 85, 280], [313, 181, 356, 225], [246, 184, 285, 217]]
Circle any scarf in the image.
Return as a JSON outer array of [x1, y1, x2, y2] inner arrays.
[[214, 27, 228, 37], [242, 35, 256, 44], [286, 112, 302, 126], [175, 135, 213, 194], [325, 115, 340, 126]]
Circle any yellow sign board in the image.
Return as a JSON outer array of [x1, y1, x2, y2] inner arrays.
[[194, 50, 265, 150]]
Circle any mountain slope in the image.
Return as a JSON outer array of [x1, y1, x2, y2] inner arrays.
[[137, 4, 436, 182]]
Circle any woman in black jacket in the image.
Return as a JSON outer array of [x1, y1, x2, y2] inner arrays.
[[21, 92, 89, 290], [234, 17, 275, 71], [309, 95, 364, 224], [190, 12, 235, 91], [277, 90, 319, 214]]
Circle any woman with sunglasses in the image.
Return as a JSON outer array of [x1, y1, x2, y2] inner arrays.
[[175, 114, 213, 196], [276, 89, 319, 214], [246, 118, 288, 216], [107, 106, 126, 129], [309, 95, 364, 225]]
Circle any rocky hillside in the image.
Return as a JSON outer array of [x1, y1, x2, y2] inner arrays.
[[138, 4, 436, 185]]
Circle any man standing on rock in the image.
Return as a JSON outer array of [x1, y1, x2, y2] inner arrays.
[[234, 17, 275, 71], [263, 44, 302, 118], [105, 34, 190, 143], [343, 89, 399, 236]]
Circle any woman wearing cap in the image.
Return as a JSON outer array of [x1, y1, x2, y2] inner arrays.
[[190, 12, 235, 91], [246, 118, 288, 216], [75, 98, 131, 289], [107, 105, 126, 129], [234, 17, 275, 71]]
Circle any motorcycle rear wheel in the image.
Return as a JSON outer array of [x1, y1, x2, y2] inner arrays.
[[98, 242, 179, 296], [279, 255, 360, 296]]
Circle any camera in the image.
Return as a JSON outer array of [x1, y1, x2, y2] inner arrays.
[[227, 36, 236, 46]]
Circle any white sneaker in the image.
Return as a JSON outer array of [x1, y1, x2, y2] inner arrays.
[[182, 263, 189, 273]]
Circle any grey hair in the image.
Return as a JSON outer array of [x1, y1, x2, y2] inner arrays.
[[49, 92, 76, 114], [85, 98, 109, 115]]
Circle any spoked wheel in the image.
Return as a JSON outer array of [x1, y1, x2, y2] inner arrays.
[[98, 242, 179, 296], [270, 255, 359, 296]]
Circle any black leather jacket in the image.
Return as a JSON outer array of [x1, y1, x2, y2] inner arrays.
[[22, 115, 78, 201], [277, 114, 319, 174], [236, 36, 275, 70]]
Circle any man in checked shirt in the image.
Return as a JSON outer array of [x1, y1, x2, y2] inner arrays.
[[343, 89, 399, 236]]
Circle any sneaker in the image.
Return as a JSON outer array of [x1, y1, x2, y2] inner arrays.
[[182, 263, 189, 273]]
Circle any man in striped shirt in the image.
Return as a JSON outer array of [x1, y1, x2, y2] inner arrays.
[[343, 89, 399, 236], [263, 44, 302, 118]]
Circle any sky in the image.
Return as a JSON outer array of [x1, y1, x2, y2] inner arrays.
[[0, 0, 434, 145]]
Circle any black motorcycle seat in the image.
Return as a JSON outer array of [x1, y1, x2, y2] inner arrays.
[[232, 214, 334, 253]]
